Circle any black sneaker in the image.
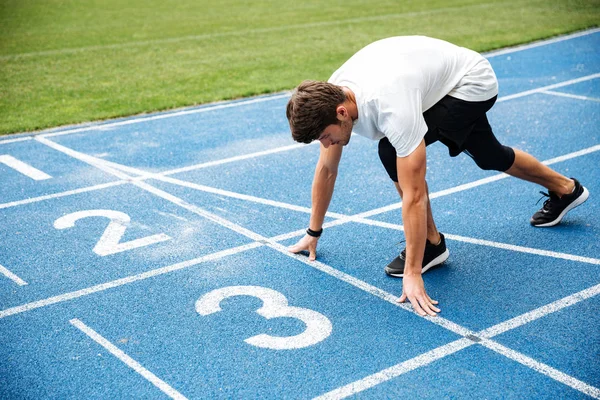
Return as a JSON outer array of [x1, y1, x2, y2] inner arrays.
[[530, 178, 589, 227], [385, 233, 450, 278]]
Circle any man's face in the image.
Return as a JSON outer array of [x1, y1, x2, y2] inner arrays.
[[317, 119, 352, 148]]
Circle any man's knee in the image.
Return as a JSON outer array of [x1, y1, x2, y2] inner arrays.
[[468, 145, 515, 171], [378, 137, 398, 182]]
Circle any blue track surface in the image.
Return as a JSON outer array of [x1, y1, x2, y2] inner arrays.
[[1, 29, 599, 399]]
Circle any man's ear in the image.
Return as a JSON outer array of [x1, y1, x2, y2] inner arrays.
[[336, 105, 347, 121]]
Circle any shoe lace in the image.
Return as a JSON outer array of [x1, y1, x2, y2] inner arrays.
[[396, 239, 406, 258], [536, 191, 557, 211]]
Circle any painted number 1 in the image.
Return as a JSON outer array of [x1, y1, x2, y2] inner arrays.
[[54, 209, 171, 256], [196, 286, 332, 350]]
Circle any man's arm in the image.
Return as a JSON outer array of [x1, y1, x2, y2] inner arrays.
[[396, 139, 440, 316], [288, 143, 343, 260]]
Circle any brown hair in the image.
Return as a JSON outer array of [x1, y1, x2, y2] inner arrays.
[[286, 80, 346, 144]]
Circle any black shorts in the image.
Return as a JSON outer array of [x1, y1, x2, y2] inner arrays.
[[378, 94, 515, 182]]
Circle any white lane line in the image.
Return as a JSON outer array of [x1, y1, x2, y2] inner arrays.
[[156, 174, 347, 219], [351, 217, 600, 265], [541, 143, 600, 165], [0, 242, 261, 319], [443, 233, 600, 265], [484, 27, 600, 58], [0, 264, 28, 286], [480, 283, 600, 338], [78, 141, 316, 178], [2, 1, 508, 61], [70, 318, 188, 400], [542, 90, 600, 103], [35, 137, 133, 181], [0, 181, 126, 210], [497, 73, 600, 103], [0, 155, 52, 180], [0, 136, 33, 145], [480, 339, 600, 399], [38, 93, 290, 139], [159, 142, 314, 176], [314, 338, 474, 400]]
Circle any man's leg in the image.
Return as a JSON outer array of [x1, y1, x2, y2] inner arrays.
[[505, 149, 574, 195], [378, 137, 449, 277], [462, 115, 589, 226], [393, 181, 441, 245]]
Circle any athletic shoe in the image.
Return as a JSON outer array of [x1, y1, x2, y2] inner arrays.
[[530, 178, 589, 227], [385, 233, 450, 278]]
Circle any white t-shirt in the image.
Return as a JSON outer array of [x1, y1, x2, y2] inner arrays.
[[328, 36, 498, 157]]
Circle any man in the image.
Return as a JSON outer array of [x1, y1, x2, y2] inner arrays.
[[285, 36, 589, 317]]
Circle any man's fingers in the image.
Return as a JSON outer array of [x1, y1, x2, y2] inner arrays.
[[428, 296, 439, 305], [418, 297, 438, 317], [287, 244, 303, 254], [408, 296, 427, 316], [308, 247, 316, 261], [398, 293, 407, 303]]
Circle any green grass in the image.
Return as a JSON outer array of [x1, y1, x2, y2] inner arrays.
[[1, 0, 598, 135]]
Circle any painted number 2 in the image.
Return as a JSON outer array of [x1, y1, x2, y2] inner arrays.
[[54, 210, 171, 256], [196, 286, 332, 350]]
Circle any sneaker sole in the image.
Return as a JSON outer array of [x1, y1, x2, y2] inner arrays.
[[531, 186, 589, 227], [386, 249, 450, 278]]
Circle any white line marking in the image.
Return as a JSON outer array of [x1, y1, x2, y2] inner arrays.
[[497, 73, 600, 103], [314, 338, 474, 399], [38, 93, 290, 139], [159, 142, 314, 176], [0, 181, 126, 209], [484, 27, 600, 58], [541, 143, 600, 165], [0, 242, 261, 319], [480, 283, 600, 338], [443, 233, 600, 265], [0, 264, 28, 286], [542, 90, 600, 103], [1, 2, 509, 61], [350, 217, 600, 265], [73, 142, 316, 179], [480, 339, 600, 399], [0, 155, 52, 180], [0, 136, 33, 145], [35, 137, 133, 180], [70, 318, 188, 400], [150, 175, 347, 219]]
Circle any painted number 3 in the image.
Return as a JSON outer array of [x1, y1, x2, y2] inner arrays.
[[196, 286, 332, 350]]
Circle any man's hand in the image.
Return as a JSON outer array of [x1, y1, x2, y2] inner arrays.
[[288, 234, 319, 261], [399, 274, 440, 317]]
